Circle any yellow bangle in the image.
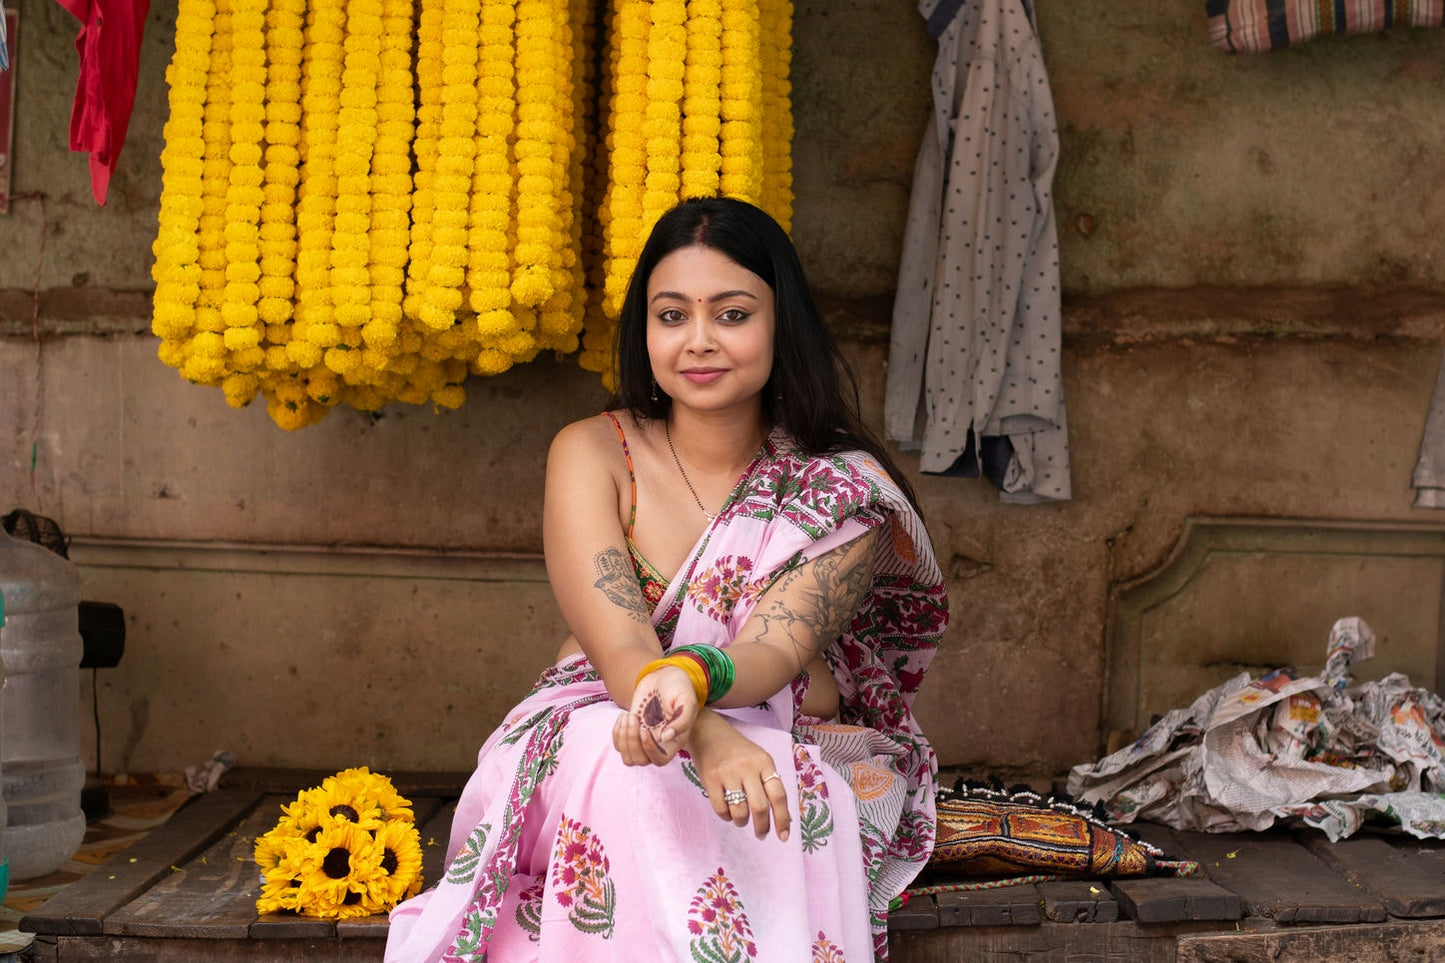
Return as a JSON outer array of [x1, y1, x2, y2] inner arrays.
[[636, 655, 707, 706]]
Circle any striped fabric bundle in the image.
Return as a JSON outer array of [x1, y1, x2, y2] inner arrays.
[[1207, 0, 1443, 53]]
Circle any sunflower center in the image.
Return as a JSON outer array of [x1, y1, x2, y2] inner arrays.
[[329, 804, 360, 822], [381, 848, 398, 875], [343, 891, 362, 905], [323, 847, 352, 879], [306, 827, 321, 844]]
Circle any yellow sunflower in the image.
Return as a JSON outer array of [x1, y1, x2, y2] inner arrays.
[[294, 819, 382, 919], [278, 787, 332, 838], [367, 818, 425, 906], [256, 870, 304, 915], [254, 830, 310, 915], [254, 824, 299, 873], [322, 766, 415, 823]]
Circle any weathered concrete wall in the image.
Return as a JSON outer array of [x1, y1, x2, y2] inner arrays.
[[1, 0, 1443, 780]]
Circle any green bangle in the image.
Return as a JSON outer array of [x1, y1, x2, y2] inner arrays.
[[673, 644, 735, 703]]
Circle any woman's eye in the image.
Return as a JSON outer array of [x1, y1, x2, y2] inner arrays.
[[657, 308, 687, 324], [719, 308, 751, 324]]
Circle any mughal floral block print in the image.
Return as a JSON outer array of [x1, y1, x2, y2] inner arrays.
[[793, 743, 835, 854], [551, 816, 617, 938], [688, 870, 759, 963]]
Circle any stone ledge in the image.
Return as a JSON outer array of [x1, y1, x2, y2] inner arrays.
[[67, 535, 550, 584], [5, 285, 1444, 346]]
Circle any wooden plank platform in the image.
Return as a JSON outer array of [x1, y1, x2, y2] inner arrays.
[[19, 769, 1445, 962]]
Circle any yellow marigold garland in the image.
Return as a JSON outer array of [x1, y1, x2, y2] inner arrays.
[[718, 0, 762, 204], [288, 0, 343, 374], [531, 0, 579, 352], [220, 0, 267, 401], [152, 0, 792, 427], [681, 0, 723, 200], [178, 0, 232, 393], [401, 0, 444, 323], [419, 0, 479, 331], [758, 0, 793, 231], [599, 0, 648, 319], [362, 0, 416, 369], [510, 0, 558, 309], [151, 0, 212, 351], [257, 0, 304, 366], [642, 0, 685, 232], [329, 0, 382, 340], [535, 0, 589, 355], [465, 0, 516, 345], [576, 1, 615, 379]]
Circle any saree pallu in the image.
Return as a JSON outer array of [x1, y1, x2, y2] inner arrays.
[[385, 434, 949, 962]]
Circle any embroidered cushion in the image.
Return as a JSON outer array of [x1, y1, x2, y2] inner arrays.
[[929, 780, 1166, 879]]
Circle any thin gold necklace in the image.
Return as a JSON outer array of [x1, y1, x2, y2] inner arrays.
[[663, 420, 718, 521]]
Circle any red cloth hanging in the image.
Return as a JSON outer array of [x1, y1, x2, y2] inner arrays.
[[55, 0, 149, 206]]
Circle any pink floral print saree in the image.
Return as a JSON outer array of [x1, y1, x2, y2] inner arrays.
[[385, 432, 949, 962]]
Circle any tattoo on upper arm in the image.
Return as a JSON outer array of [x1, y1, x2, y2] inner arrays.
[[592, 547, 651, 624], [749, 531, 877, 671]]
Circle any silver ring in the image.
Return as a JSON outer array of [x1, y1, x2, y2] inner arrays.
[[762, 772, 782, 784], [723, 788, 747, 806]]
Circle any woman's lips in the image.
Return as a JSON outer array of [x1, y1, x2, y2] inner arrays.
[[681, 369, 726, 384]]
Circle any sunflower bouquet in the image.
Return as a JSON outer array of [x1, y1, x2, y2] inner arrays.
[[253, 767, 424, 919]]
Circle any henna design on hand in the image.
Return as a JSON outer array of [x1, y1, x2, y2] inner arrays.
[[639, 690, 683, 741], [641, 692, 665, 728]]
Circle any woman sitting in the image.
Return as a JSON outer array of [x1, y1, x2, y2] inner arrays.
[[385, 196, 949, 962]]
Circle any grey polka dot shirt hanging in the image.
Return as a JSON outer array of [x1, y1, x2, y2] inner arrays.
[[1412, 350, 1445, 508], [885, 0, 1071, 504]]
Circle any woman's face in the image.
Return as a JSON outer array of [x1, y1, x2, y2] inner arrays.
[[645, 244, 775, 416]]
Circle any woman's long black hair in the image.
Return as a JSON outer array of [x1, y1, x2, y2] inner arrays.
[[607, 196, 921, 515]]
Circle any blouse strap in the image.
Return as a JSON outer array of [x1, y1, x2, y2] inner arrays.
[[603, 411, 637, 538]]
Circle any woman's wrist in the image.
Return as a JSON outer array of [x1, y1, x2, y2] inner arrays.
[[667, 644, 736, 702], [686, 705, 728, 746], [636, 656, 708, 705]]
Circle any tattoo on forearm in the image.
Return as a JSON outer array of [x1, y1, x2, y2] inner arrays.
[[750, 533, 875, 671], [592, 548, 650, 624]]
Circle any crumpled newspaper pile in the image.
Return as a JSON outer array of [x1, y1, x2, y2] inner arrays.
[[1068, 617, 1445, 840]]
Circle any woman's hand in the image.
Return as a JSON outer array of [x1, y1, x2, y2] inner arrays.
[[689, 711, 791, 842], [612, 665, 699, 766]]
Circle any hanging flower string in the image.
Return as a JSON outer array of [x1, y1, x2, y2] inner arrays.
[[257, 0, 303, 369], [758, 0, 793, 232], [680, 0, 722, 201], [575, 0, 611, 380], [150, 0, 212, 363], [465, 0, 516, 357], [401, 0, 443, 325], [152, 0, 793, 427], [641, 0, 685, 234], [185, 0, 232, 388], [360, 0, 416, 385], [219, 0, 267, 405], [597, 0, 647, 321], [535, 0, 581, 354], [718, 0, 762, 205]]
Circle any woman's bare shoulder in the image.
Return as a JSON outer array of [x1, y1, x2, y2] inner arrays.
[[547, 413, 635, 480], [551, 412, 619, 452]]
